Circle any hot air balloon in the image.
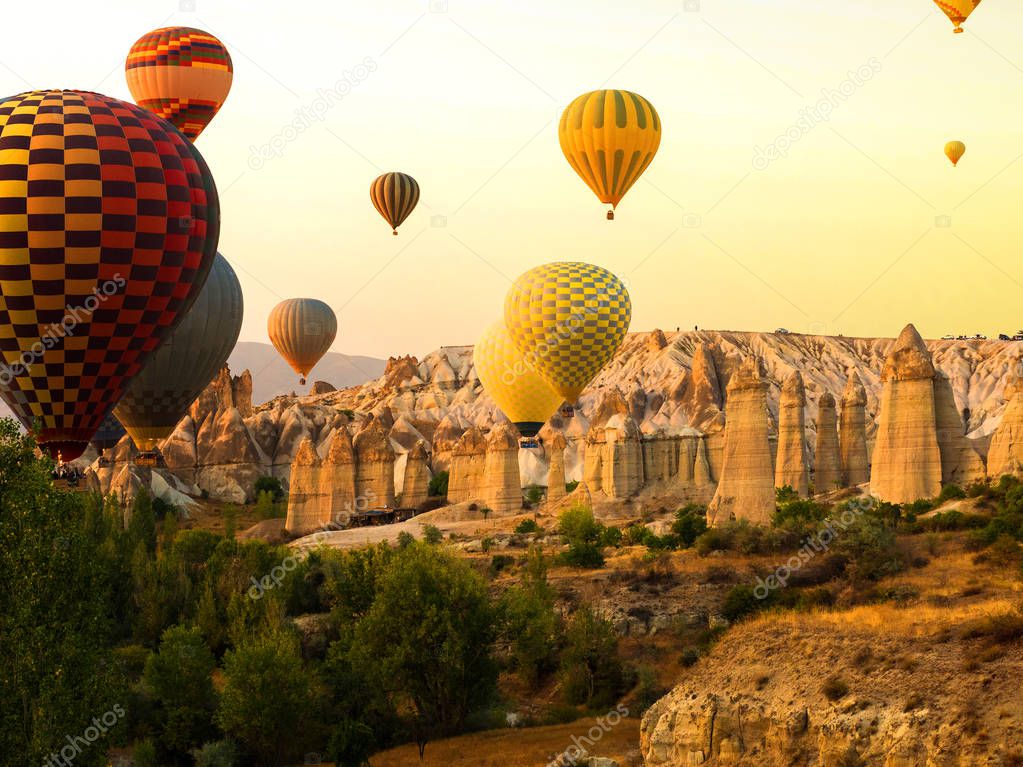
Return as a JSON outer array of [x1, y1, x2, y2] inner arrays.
[[559, 90, 661, 220], [91, 411, 126, 457], [945, 140, 966, 166], [114, 253, 243, 454], [933, 0, 982, 33], [0, 90, 220, 461], [125, 26, 233, 140], [474, 321, 563, 438], [370, 172, 420, 234], [268, 299, 337, 385], [504, 262, 631, 403]]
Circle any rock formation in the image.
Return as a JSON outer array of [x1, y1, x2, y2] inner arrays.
[[400, 440, 431, 508], [814, 393, 841, 494], [320, 428, 356, 525], [870, 324, 942, 503], [987, 372, 1023, 478], [352, 417, 396, 508], [601, 415, 644, 498], [285, 439, 326, 536], [448, 427, 487, 503], [582, 427, 605, 495], [693, 437, 713, 488], [708, 357, 775, 525], [934, 372, 985, 485], [774, 371, 809, 496], [679, 342, 725, 432], [546, 432, 568, 505], [481, 422, 521, 515], [839, 371, 870, 487]]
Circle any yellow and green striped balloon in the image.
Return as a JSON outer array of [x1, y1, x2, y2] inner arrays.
[[504, 262, 631, 403], [558, 89, 661, 219]]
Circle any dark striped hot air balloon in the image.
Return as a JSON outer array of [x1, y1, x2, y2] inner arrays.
[[267, 299, 337, 385], [0, 90, 220, 461], [90, 411, 126, 455], [125, 26, 233, 140], [370, 172, 420, 234], [114, 253, 243, 453], [558, 90, 661, 220]]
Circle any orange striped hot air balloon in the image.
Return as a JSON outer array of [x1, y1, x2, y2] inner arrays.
[[945, 140, 966, 166], [370, 172, 420, 235], [559, 90, 661, 220], [125, 26, 233, 140], [933, 0, 982, 33], [267, 299, 337, 385]]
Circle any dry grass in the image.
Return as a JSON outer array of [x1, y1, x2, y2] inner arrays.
[[367, 717, 641, 767]]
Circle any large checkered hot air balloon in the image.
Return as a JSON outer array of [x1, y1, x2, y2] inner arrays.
[[125, 26, 233, 140], [0, 90, 220, 460], [115, 253, 243, 453], [473, 320, 563, 438], [370, 172, 420, 235], [559, 90, 661, 220], [504, 262, 631, 403], [933, 0, 982, 33], [267, 299, 337, 385]]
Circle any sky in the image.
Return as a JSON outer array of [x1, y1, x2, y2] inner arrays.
[[3, 0, 1023, 358]]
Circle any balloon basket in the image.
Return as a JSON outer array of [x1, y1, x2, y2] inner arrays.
[[607, 209, 615, 221]]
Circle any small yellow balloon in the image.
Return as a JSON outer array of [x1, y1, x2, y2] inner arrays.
[[945, 140, 966, 167], [932, 0, 982, 33], [504, 262, 631, 402], [559, 89, 661, 219], [473, 321, 563, 438]]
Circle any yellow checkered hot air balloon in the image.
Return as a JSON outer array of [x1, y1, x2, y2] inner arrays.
[[559, 89, 661, 220], [933, 0, 982, 33], [474, 321, 563, 438], [945, 140, 966, 166], [504, 263, 631, 403]]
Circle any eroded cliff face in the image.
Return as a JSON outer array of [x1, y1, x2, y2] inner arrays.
[[94, 329, 1023, 507]]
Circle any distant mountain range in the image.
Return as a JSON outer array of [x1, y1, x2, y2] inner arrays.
[[227, 342, 387, 406]]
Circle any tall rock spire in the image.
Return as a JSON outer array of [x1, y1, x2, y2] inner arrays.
[[814, 393, 841, 494], [775, 371, 809, 497], [839, 371, 870, 487]]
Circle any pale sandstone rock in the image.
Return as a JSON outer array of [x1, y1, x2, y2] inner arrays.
[[310, 380, 336, 395], [839, 370, 870, 487], [693, 437, 713, 488], [482, 422, 521, 515], [430, 413, 466, 473], [775, 371, 809, 496], [681, 342, 725, 432], [321, 428, 356, 525], [708, 356, 775, 526], [546, 432, 568, 505], [987, 372, 1023, 478], [870, 324, 942, 503], [815, 392, 841, 494], [285, 438, 326, 535], [934, 372, 985, 485], [602, 415, 644, 499], [583, 425, 606, 495], [353, 416, 396, 508], [401, 439, 432, 509], [447, 426, 487, 503]]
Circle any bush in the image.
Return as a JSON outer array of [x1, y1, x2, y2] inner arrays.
[[831, 515, 903, 583], [515, 518, 541, 535], [559, 604, 624, 708], [191, 740, 239, 767], [254, 475, 284, 502], [938, 484, 967, 502], [822, 675, 849, 701], [558, 506, 607, 568], [503, 547, 561, 688], [428, 471, 449, 497], [144, 625, 217, 757], [397, 531, 415, 549], [565, 480, 580, 494], [671, 504, 708, 547], [524, 485, 544, 505], [721, 585, 763, 622], [421, 524, 443, 545]]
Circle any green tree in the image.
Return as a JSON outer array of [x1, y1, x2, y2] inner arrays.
[[428, 470, 449, 497], [143, 625, 217, 757], [349, 543, 498, 754], [672, 504, 709, 547], [503, 547, 561, 687], [558, 506, 607, 568], [216, 632, 323, 767], [558, 604, 625, 708], [0, 420, 121, 766], [253, 475, 284, 502]]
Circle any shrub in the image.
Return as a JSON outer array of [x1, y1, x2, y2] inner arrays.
[[938, 483, 966, 502], [488, 554, 514, 576], [421, 524, 443, 545], [524, 485, 544, 505], [397, 531, 415, 549], [831, 515, 903, 583], [558, 506, 607, 568], [481, 537, 493, 553], [961, 605, 1023, 644], [254, 475, 284, 502], [144, 625, 217, 757], [721, 585, 763, 622], [503, 547, 561, 687], [191, 740, 239, 767], [565, 480, 580, 494], [672, 504, 708, 547], [428, 471, 449, 497], [822, 675, 849, 701], [559, 604, 624, 708], [514, 518, 541, 535]]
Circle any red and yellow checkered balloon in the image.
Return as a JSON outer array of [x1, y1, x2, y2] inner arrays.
[[0, 90, 220, 460], [125, 26, 233, 140]]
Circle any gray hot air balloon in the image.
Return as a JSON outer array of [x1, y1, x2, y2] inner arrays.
[[114, 252, 244, 453]]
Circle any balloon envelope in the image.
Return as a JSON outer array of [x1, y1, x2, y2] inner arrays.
[[91, 411, 126, 454], [126, 26, 233, 140], [115, 253, 243, 451], [267, 299, 337, 385], [0, 90, 220, 460], [474, 321, 563, 437], [933, 0, 981, 32], [559, 90, 661, 218], [370, 172, 420, 234], [504, 262, 631, 402], [945, 140, 966, 166]]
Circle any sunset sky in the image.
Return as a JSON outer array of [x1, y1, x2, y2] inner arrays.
[[4, 0, 1023, 358]]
